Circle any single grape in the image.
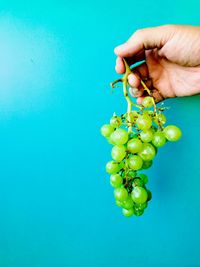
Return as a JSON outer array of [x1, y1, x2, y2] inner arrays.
[[147, 190, 152, 201], [138, 174, 148, 184], [110, 128, 129, 145], [134, 202, 148, 210], [154, 113, 166, 125], [100, 124, 114, 138], [122, 208, 134, 217], [134, 209, 144, 216], [110, 174, 123, 188], [164, 125, 182, 142], [142, 160, 153, 169], [127, 138, 143, 154], [143, 110, 154, 117], [138, 143, 156, 161], [132, 178, 144, 187], [128, 170, 136, 178], [142, 96, 154, 108], [106, 161, 119, 174], [122, 196, 134, 209], [128, 155, 143, 170], [136, 114, 152, 131], [131, 186, 148, 204], [116, 200, 123, 207], [122, 208, 135, 217], [107, 136, 116, 145], [152, 132, 166, 148], [140, 129, 154, 143], [110, 116, 122, 128], [114, 187, 128, 201], [111, 145, 126, 162]]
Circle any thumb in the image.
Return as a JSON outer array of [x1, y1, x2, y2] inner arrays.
[[114, 25, 175, 57]]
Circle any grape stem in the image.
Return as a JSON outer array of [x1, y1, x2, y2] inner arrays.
[[140, 80, 157, 113], [139, 70, 163, 130], [110, 60, 138, 133], [110, 59, 163, 131]]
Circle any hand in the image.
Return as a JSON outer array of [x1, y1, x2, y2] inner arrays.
[[114, 25, 200, 103]]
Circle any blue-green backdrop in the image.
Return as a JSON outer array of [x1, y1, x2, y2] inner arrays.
[[0, 1, 199, 266]]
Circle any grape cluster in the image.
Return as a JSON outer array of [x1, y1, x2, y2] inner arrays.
[[100, 60, 182, 218]]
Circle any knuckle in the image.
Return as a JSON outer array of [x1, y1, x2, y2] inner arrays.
[[162, 24, 177, 31], [134, 29, 144, 36]]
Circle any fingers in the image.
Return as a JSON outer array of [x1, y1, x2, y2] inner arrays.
[[128, 63, 149, 88], [115, 57, 125, 74], [128, 64, 148, 99], [115, 50, 145, 74], [114, 25, 173, 58], [128, 73, 140, 88], [129, 87, 144, 98], [126, 62, 164, 103]]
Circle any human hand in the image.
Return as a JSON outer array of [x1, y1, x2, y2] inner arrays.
[[114, 25, 200, 103]]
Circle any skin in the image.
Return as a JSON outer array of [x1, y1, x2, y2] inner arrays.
[[114, 25, 200, 103]]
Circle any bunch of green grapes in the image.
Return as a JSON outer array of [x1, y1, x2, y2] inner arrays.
[[100, 60, 182, 218]]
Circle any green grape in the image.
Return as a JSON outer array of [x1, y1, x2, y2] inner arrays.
[[110, 128, 129, 145], [140, 129, 153, 143], [127, 138, 143, 153], [116, 200, 123, 207], [110, 174, 123, 188], [111, 145, 126, 162], [143, 110, 154, 117], [138, 174, 148, 184], [142, 160, 153, 169], [132, 178, 144, 187], [134, 209, 144, 216], [122, 208, 135, 217], [154, 113, 166, 125], [100, 124, 114, 137], [142, 96, 154, 108], [128, 170, 136, 178], [107, 136, 116, 145], [122, 196, 134, 209], [127, 155, 143, 170], [114, 187, 128, 201], [138, 143, 156, 161], [106, 161, 119, 174], [152, 132, 166, 148], [134, 202, 148, 210], [147, 190, 152, 201], [131, 186, 148, 204], [110, 116, 122, 128], [136, 114, 152, 130], [148, 110, 154, 117], [164, 125, 182, 142]]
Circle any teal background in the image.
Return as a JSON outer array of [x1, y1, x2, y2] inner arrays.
[[0, 1, 200, 266]]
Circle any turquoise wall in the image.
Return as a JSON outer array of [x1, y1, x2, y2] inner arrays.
[[0, 1, 200, 266]]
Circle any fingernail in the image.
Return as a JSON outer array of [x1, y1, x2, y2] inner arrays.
[[129, 87, 138, 97], [129, 87, 143, 98], [128, 74, 135, 86], [114, 44, 124, 54]]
